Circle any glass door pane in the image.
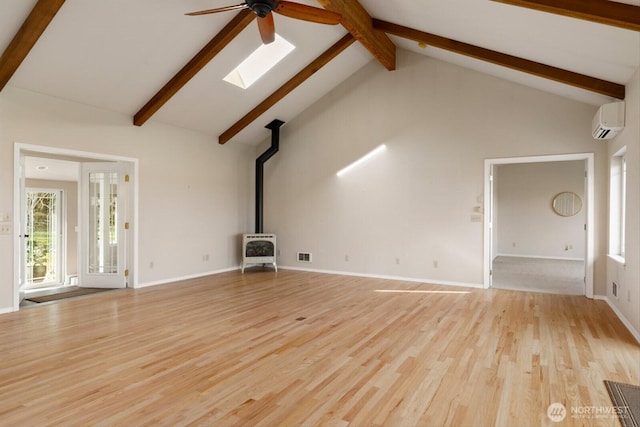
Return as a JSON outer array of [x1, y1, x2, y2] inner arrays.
[[88, 172, 118, 274], [25, 190, 62, 287]]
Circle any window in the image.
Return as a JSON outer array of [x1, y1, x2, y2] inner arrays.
[[609, 148, 626, 259]]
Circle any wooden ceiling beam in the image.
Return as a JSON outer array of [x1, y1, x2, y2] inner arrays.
[[0, 0, 66, 91], [373, 19, 625, 100], [315, 0, 396, 70], [219, 33, 355, 144], [491, 0, 640, 32], [134, 9, 255, 127]]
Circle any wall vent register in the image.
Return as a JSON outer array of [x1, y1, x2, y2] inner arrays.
[[297, 252, 312, 263]]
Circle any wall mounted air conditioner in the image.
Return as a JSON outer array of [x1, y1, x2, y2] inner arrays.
[[592, 101, 625, 140]]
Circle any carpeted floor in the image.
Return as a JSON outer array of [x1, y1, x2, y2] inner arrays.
[[492, 256, 585, 295]]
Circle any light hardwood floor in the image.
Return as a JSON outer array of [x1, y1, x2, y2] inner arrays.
[[0, 270, 638, 426]]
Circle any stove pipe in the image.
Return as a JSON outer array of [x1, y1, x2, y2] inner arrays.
[[255, 119, 284, 233]]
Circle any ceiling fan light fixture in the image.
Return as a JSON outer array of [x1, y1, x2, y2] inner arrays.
[[246, 0, 279, 17]]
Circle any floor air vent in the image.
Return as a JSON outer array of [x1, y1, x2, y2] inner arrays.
[[297, 252, 312, 263]]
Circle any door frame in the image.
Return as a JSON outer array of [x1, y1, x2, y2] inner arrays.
[[483, 153, 594, 298], [13, 143, 139, 310]]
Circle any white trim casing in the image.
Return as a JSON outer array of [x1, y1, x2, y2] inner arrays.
[[13, 143, 139, 311], [484, 153, 595, 298]]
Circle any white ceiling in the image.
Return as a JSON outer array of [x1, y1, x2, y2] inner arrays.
[[24, 157, 79, 182], [2, 0, 639, 145]]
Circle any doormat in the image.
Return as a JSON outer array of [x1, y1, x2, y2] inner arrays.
[[604, 380, 640, 427], [26, 287, 110, 303]]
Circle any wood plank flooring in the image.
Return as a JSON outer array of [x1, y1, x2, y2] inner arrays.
[[0, 269, 637, 426]]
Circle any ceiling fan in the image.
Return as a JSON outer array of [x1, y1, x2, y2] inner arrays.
[[186, 0, 342, 45]]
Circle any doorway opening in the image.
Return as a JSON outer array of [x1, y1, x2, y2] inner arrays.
[[13, 144, 138, 310], [484, 153, 594, 298]]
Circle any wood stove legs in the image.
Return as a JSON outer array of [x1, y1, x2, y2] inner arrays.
[[241, 262, 277, 273]]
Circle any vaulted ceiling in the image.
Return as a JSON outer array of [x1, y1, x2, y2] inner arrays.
[[1, 0, 639, 145]]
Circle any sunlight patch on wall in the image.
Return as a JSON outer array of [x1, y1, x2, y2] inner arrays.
[[336, 144, 387, 177]]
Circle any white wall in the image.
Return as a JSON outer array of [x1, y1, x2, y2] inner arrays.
[[0, 50, 633, 332], [495, 161, 586, 259], [263, 49, 609, 290], [607, 69, 640, 339], [0, 87, 255, 312]]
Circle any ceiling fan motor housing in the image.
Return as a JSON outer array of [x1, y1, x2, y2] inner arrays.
[[246, 0, 279, 18]]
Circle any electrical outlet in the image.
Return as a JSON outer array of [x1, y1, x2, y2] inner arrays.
[[0, 212, 10, 222], [0, 223, 11, 235], [149, 261, 154, 269], [396, 257, 400, 265], [345, 255, 349, 262], [433, 260, 439, 268]]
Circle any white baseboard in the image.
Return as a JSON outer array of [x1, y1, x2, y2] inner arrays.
[[279, 265, 484, 289], [135, 266, 240, 289], [495, 253, 584, 262], [594, 295, 640, 344], [0, 306, 15, 315]]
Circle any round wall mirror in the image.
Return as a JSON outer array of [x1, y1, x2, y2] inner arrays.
[[552, 192, 582, 217]]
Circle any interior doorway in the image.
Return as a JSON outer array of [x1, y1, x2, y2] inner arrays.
[[13, 144, 138, 310], [484, 153, 594, 298]]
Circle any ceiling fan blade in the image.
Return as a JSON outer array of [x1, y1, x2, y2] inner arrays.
[[274, 1, 341, 25], [257, 13, 276, 44], [186, 3, 248, 16]]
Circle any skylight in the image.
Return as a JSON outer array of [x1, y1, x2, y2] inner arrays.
[[223, 35, 295, 89]]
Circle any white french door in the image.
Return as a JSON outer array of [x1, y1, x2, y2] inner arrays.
[[24, 189, 64, 288], [79, 162, 129, 288]]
